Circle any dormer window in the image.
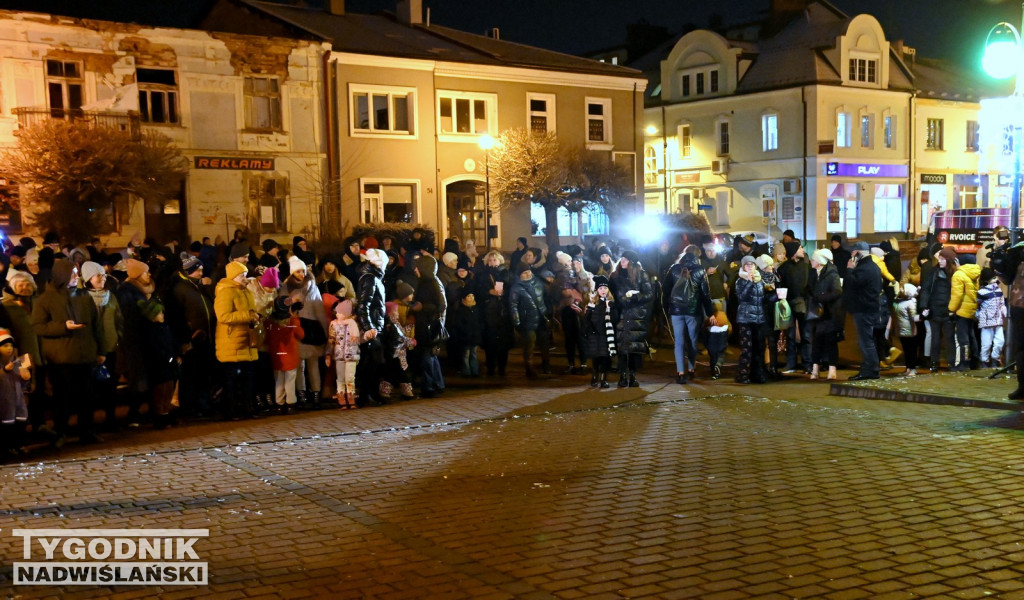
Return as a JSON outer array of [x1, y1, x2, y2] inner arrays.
[[848, 57, 878, 84], [680, 66, 721, 98]]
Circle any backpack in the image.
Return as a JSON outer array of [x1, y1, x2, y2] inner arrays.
[[670, 267, 697, 313]]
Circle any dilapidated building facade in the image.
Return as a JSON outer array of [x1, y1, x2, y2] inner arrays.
[[0, 9, 329, 246]]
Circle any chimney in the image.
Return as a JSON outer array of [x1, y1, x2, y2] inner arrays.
[[328, 0, 345, 15], [397, 0, 422, 24], [487, 28, 500, 40]]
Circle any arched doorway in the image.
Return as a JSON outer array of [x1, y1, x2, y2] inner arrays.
[[445, 180, 486, 247]]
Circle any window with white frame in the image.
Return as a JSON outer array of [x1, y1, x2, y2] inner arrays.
[[438, 91, 495, 138], [530, 202, 609, 237], [717, 119, 730, 156], [884, 114, 895, 149], [848, 57, 878, 83], [644, 146, 658, 185], [836, 112, 851, 148], [860, 113, 874, 148], [353, 85, 415, 135], [244, 75, 282, 131], [45, 59, 83, 116], [678, 123, 692, 158], [967, 120, 980, 152], [585, 98, 612, 146], [248, 175, 288, 233], [362, 181, 416, 223], [926, 118, 944, 150], [762, 113, 778, 152], [527, 93, 556, 134], [137, 68, 179, 124]]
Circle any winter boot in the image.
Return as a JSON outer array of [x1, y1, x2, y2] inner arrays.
[[810, 365, 820, 380], [309, 390, 323, 409], [599, 370, 610, 389], [618, 370, 629, 388], [590, 368, 599, 387], [628, 372, 640, 388]]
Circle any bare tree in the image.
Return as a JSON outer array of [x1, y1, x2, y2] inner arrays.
[[5, 119, 187, 244], [488, 128, 633, 252]]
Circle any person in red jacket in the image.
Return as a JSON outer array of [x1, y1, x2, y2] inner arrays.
[[265, 296, 305, 414]]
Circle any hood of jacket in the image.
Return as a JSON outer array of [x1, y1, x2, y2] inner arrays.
[[414, 254, 438, 279], [678, 253, 701, 271], [956, 263, 982, 281], [51, 260, 74, 289]]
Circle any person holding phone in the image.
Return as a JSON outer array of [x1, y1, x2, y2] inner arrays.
[[31, 259, 102, 446], [477, 250, 513, 376]]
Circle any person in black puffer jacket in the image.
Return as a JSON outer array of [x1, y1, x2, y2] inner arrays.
[[355, 249, 387, 406], [662, 247, 714, 384], [735, 255, 767, 384], [509, 264, 550, 377], [476, 250, 514, 376], [777, 242, 811, 373], [609, 250, 653, 388], [918, 247, 956, 371]]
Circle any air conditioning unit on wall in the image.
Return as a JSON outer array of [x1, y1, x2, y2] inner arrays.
[[711, 159, 728, 175], [783, 179, 801, 193]]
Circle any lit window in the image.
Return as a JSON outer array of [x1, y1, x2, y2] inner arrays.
[[860, 114, 873, 148], [361, 182, 416, 223], [352, 85, 415, 135], [137, 68, 179, 124], [438, 91, 496, 139], [967, 120, 980, 152], [644, 146, 658, 185], [762, 113, 778, 152], [926, 118, 944, 150], [836, 112, 851, 148], [244, 76, 282, 131], [679, 124, 691, 158]]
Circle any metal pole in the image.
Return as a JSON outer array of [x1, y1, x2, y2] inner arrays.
[[484, 154, 491, 252]]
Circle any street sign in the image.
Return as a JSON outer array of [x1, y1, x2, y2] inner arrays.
[[697, 204, 713, 210]]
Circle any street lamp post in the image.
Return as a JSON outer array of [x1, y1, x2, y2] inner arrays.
[[982, 4, 1024, 369], [478, 134, 495, 251]]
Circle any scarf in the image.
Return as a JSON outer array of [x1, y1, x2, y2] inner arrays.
[[87, 287, 110, 309]]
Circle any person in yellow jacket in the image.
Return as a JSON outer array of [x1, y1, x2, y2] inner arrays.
[[949, 260, 982, 371], [215, 261, 259, 419], [869, 247, 901, 367]]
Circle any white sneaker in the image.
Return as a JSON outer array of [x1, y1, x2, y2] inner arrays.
[[905, 369, 917, 378]]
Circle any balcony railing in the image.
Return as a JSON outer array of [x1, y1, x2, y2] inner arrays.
[[13, 107, 141, 140]]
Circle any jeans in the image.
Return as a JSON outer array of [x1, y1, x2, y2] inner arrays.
[[420, 351, 445, 392], [929, 319, 954, 368], [981, 326, 1005, 363], [671, 314, 700, 373], [461, 345, 480, 376], [852, 312, 879, 377]]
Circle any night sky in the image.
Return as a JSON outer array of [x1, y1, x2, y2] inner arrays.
[[2, 0, 1021, 70]]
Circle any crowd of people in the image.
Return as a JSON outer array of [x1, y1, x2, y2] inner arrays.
[[0, 223, 1016, 459]]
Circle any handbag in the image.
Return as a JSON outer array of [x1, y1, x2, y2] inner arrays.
[[299, 317, 327, 346], [428, 319, 450, 346]]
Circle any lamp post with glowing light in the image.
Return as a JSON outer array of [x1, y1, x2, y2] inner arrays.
[[478, 134, 495, 251], [982, 9, 1024, 244], [981, 5, 1024, 370]]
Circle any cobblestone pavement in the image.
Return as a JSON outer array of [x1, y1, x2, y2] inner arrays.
[[3, 366, 1024, 599]]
